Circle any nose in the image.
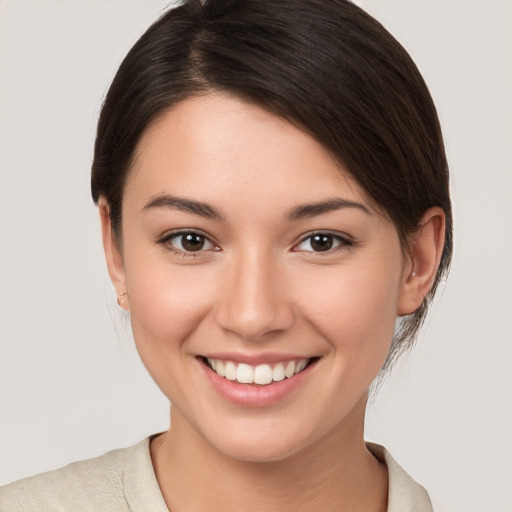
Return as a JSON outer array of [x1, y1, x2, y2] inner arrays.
[[214, 249, 294, 341]]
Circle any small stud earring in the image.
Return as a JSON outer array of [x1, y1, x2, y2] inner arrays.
[[117, 290, 127, 306], [411, 271, 417, 277]]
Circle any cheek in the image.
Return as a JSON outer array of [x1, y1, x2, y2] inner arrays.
[[124, 262, 221, 403], [123, 249, 218, 360], [296, 261, 401, 363]]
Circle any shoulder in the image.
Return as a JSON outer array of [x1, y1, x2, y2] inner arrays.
[[366, 443, 433, 512], [0, 443, 131, 512]]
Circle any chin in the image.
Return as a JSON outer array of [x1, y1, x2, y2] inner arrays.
[[195, 413, 331, 464], [213, 434, 306, 463]]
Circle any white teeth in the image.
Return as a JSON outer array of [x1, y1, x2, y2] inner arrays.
[[272, 363, 285, 382], [224, 361, 237, 381], [254, 364, 273, 385], [216, 360, 225, 377], [295, 359, 308, 374], [284, 361, 295, 378], [236, 363, 254, 384], [206, 358, 310, 385]]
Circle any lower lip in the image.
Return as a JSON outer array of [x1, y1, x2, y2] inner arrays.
[[198, 358, 317, 407]]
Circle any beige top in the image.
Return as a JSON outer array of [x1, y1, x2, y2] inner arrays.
[[0, 436, 432, 511]]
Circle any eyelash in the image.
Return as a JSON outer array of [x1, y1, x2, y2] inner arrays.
[[293, 231, 355, 255], [157, 230, 218, 258], [157, 229, 355, 257]]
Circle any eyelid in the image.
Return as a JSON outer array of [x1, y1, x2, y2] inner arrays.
[[156, 228, 355, 256], [292, 230, 355, 253], [156, 228, 220, 254]]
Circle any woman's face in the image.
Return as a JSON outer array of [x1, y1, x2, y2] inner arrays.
[[108, 92, 412, 462]]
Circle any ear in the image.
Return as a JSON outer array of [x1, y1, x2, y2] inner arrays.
[[397, 207, 446, 316], [99, 198, 130, 311]]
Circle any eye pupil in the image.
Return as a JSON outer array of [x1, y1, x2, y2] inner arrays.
[[310, 235, 333, 252], [182, 234, 204, 251]]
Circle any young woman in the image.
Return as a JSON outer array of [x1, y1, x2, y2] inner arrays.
[[0, 1, 452, 510]]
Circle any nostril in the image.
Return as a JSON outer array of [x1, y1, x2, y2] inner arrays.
[[214, 262, 294, 339]]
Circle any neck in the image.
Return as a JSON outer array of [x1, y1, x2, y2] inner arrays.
[[151, 397, 387, 512]]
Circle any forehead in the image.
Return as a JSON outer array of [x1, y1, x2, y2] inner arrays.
[[125, 92, 376, 215]]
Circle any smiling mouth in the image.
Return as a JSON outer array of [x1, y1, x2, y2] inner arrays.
[[202, 357, 318, 386]]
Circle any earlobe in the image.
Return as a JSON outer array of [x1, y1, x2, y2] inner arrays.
[[99, 198, 130, 311], [397, 207, 446, 316]]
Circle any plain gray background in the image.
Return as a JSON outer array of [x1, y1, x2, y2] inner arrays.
[[1, 1, 511, 511]]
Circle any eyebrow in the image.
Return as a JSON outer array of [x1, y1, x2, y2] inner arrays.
[[143, 195, 224, 220], [143, 194, 370, 222], [286, 198, 371, 221]]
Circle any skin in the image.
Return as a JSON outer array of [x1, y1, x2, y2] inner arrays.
[[100, 92, 445, 512]]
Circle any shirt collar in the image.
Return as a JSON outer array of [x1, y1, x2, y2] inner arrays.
[[367, 442, 433, 512], [124, 436, 433, 512]]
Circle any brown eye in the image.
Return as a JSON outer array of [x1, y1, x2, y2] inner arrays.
[[181, 233, 206, 251], [295, 233, 351, 253], [164, 231, 216, 253], [309, 235, 333, 252]]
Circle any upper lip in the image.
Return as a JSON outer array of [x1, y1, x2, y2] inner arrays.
[[199, 352, 315, 365]]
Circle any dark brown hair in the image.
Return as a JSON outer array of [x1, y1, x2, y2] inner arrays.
[[91, 0, 452, 370]]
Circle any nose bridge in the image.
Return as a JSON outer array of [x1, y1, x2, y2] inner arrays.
[[216, 245, 292, 340]]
